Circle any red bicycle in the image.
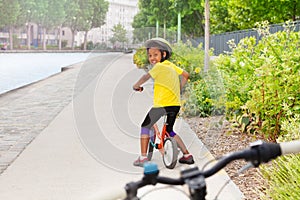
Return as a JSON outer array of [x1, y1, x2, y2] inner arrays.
[[134, 86, 179, 169]]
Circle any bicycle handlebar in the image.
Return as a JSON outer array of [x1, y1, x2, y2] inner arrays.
[[279, 140, 300, 155], [91, 140, 300, 200], [202, 140, 282, 178]]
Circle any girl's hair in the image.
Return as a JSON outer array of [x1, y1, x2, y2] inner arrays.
[[145, 38, 172, 62]]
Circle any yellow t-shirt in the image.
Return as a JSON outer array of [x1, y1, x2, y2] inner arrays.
[[149, 60, 183, 107]]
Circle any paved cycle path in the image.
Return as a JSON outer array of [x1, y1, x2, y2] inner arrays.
[[0, 53, 243, 200]]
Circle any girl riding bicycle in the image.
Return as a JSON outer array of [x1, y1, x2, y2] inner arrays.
[[133, 37, 194, 167]]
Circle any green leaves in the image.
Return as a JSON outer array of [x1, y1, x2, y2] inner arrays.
[[216, 24, 300, 199], [0, 0, 20, 28], [216, 22, 300, 140], [261, 154, 300, 200], [109, 23, 128, 46]]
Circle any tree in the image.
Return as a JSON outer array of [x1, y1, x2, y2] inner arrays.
[[76, 0, 108, 50], [44, 0, 66, 50], [149, 0, 174, 38], [32, 0, 48, 49], [64, 0, 108, 50], [0, 0, 21, 50], [210, 0, 237, 34], [133, 0, 205, 40], [110, 23, 128, 49], [227, 0, 300, 30], [132, 1, 156, 43], [133, 0, 299, 38], [63, 0, 80, 50], [19, 0, 36, 50]]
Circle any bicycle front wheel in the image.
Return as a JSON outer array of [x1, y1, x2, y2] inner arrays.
[[147, 132, 156, 161], [147, 140, 154, 161], [163, 137, 178, 169]]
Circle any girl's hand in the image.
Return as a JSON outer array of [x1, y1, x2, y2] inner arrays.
[[133, 86, 143, 92]]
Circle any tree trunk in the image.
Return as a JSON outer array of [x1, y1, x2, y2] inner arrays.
[[27, 23, 31, 50], [58, 25, 62, 50], [204, 0, 210, 72], [71, 29, 75, 50], [177, 13, 181, 42], [42, 27, 47, 50], [156, 20, 159, 37], [9, 26, 13, 50], [84, 31, 88, 50], [163, 19, 166, 39]]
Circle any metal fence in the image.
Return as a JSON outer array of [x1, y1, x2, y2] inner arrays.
[[195, 20, 300, 56]]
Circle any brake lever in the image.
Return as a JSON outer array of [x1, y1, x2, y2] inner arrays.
[[238, 162, 254, 174]]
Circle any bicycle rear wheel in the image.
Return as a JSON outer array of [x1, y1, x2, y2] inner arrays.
[[163, 137, 178, 169]]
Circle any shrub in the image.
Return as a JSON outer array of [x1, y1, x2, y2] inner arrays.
[[215, 21, 300, 140], [61, 40, 68, 48], [260, 114, 300, 199]]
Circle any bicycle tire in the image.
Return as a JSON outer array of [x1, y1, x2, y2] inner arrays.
[[163, 137, 178, 169], [147, 132, 156, 161], [147, 142, 154, 161]]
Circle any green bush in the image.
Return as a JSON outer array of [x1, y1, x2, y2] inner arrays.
[[215, 22, 300, 140], [261, 154, 300, 200], [61, 40, 68, 48], [260, 114, 300, 199], [182, 79, 214, 117]]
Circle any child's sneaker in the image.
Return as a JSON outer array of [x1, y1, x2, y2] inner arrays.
[[133, 156, 148, 167], [179, 154, 194, 164]]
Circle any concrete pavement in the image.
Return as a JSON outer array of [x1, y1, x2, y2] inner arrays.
[[0, 53, 243, 199]]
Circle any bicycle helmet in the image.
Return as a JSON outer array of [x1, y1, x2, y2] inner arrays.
[[144, 38, 172, 61]]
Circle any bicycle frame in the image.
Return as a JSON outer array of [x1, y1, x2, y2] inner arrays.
[[150, 118, 170, 151], [148, 116, 178, 169]]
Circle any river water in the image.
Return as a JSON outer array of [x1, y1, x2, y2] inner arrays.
[[0, 53, 92, 95]]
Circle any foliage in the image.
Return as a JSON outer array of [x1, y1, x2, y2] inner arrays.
[[61, 40, 68, 48], [210, 0, 237, 34], [133, 0, 205, 39], [214, 36, 258, 115], [182, 79, 212, 117], [81, 41, 94, 50], [260, 114, 300, 200], [215, 21, 300, 140], [109, 23, 128, 48], [227, 0, 300, 30], [133, 47, 149, 69], [260, 153, 300, 200], [133, 0, 299, 39], [0, 0, 20, 28], [0, 0, 109, 50]]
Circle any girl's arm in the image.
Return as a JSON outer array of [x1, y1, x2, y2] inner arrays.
[[180, 70, 189, 91], [133, 73, 151, 90]]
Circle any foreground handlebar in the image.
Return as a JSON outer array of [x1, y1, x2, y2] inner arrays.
[[202, 141, 282, 178], [94, 140, 300, 200], [280, 140, 300, 155]]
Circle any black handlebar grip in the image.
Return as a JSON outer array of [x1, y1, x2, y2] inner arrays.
[[250, 141, 281, 167]]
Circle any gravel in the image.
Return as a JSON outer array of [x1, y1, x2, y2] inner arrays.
[[184, 116, 268, 200]]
